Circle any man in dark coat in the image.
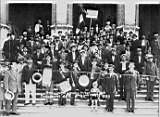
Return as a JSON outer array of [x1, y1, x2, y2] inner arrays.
[[3, 33, 18, 62], [22, 57, 37, 105], [77, 49, 92, 72], [106, 48, 120, 72], [102, 64, 118, 112], [132, 48, 145, 90], [117, 54, 129, 100], [124, 62, 139, 113], [143, 54, 158, 101], [66, 43, 79, 65]]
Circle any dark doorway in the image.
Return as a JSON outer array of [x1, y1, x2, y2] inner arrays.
[[139, 5, 160, 37], [9, 3, 52, 35], [73, 4, 117, 32]]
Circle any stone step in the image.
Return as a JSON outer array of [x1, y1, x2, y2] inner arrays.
[[17, 98, 159, 107], [16, 104, 158, 110], [14, 106, 158, 116], [18, 92, 159, 99]]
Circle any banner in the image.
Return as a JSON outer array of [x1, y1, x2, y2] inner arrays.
[[86, 9, 98, 19]]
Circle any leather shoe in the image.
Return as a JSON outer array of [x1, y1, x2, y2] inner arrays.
[[32, 103, 36, 105], [24, 103, 30, 106], [10, 112, 20, 115]]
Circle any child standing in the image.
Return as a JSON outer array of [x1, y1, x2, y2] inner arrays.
[[90, 81, 100, 111]]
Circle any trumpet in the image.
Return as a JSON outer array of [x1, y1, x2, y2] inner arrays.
[[4, 90, 15, 100]]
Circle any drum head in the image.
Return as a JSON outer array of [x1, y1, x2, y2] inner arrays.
[[78, 75, 90, 87]]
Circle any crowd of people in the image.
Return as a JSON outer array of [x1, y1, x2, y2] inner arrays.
[[0, 18, 160, 115]]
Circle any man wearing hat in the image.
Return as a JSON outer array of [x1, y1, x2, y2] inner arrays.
[[106, 47, 120, 72], [144, 54, 158, 101], [22, 57, 37, 105], [66, 43, 79, 65], [124, 62, 140, 112], [4, 62, 21, 115], [105, 64, 118, 112], [77, 49, 92, 72], [3, 33, 18, 62], [117, 54, 129, 100], [132, 48, 145, 90]]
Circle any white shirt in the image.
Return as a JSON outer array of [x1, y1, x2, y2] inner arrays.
[[55, 42, 59, 50], [35, 24, 43, 33], [72, 52, 76, 61], [112, 55, 115, 62], [121, 61, 127, 71], [141, 40, 145, 46], [81, 56, 85, 65], [138, 56, 141, 63]]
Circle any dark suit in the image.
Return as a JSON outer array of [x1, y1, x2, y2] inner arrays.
[[132, 55, 145, 74], [130, 40, 139, 58], [21, 65, 36, 84], [101, 73, 118, 111], [33, 53, 44, 69], [117, 61, 129, 99], [3, 39, 18, 62], [124, 70, 138, 112], [66, 51, 79, 65], [77, 56, 92, 72], [144, 62, 158, 100], [137, 39, 149, 54], [106, 53, 120, 72], [0, 74, 4, 101], [150, 39, 160, 67]]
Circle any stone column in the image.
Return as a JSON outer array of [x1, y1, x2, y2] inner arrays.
[[125, 0, 136, 25], [67, 4, 73, 26], [52, 3, 56, 25], [56, 0, 68, 24], [0, 0, 9, 24], [135, 4, 139, 26], [116, 4, 125, 26]]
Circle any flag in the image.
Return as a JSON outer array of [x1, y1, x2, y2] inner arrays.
[[79, 14, 84, 24]]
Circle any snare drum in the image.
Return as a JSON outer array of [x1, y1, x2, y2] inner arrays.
[[57, 80, 71, 93]]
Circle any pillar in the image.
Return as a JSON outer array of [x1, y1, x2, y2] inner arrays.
[[0, 0, 9, 24], [125, 0, 136, 25], [67, 4, 73, 26], [56, 0, 68, 24], [135, 4, 139, 26], [116, 4, 125, 26], [52, 3, 56, 25]]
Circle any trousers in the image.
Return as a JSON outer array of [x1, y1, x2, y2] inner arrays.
[[5, 92, 18, 113], [126, 90, 135, 111], [25, 80, 36, 104]]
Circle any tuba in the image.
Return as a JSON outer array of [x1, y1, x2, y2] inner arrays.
[[32, 72, 42, 83]]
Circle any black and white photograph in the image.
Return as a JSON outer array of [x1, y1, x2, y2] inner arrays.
[[0, 0, 160, 117]]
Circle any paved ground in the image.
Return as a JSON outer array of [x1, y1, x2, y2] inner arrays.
[[0, 105, 158, 117]]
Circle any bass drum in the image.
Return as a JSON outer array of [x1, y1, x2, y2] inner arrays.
[[73, 73, 92, 91], [78, 75, 90, 88]]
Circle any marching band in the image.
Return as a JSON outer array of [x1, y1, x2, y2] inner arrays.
[[0, 19, 159, 115]]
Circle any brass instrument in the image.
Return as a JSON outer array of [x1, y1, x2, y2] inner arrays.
[[32, 71, 42, 83], [4, 90, 15, 100]]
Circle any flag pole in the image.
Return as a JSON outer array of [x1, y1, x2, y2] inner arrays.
[[89, 18, 92, 31]]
